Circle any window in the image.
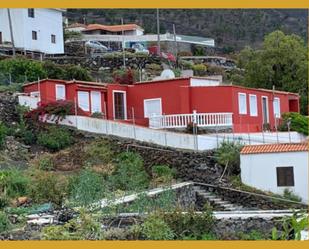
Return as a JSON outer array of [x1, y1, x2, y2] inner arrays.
[[144, 98, 162, 118], [55, 84, 65, 100], [78, 91, 90, 112], [249, 94, 258, 117], [90, 91, 102, 113], [276, 167, 294, 187], [28, 8, 35, 18], [51, 34, 56, 44], [32, 31, 37, 40], [273, 97, 281, 118], [238, 93, 247, 114]]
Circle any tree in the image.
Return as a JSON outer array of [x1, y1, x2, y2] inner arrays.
[[238, 31, 308, 114]]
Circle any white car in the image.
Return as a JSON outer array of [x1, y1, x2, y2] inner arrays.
[[131, 43, 149, 54], [85, 40, 108, 51]]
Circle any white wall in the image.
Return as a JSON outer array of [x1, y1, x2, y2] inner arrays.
[[240, 152, 308, 204], [190, 78, 220, 87], [0, 8, 64, 54]]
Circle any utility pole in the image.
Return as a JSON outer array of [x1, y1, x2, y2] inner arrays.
[[7, 9, 16, 57], [156, 9, 161, 56], [121, 18, 126, 69], [173, 23, 177, 56]]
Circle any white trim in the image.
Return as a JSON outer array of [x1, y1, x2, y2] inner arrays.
[[112, 90, 127, 120], [55, 84, 65, 100], [143, 98, 162, 118], [238, 92, 247, 115], [249, 94, 258, 117], [273, 97, 281, 118], [261, 96, 269, 123]]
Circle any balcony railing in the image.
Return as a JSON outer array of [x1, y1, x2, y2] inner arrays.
[[149, 111, 233, 129], [18, 95, 39, 109]]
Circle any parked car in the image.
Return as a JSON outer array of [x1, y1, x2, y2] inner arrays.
[[131, 43, 149, 54], [85, 40, 109, 51]]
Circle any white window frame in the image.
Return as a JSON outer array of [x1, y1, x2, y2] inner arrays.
[[238, 93, 247, 115], [261, 96, 269, 123], [249, 94, 258, 117], [77, 91, 90, 112], [112, 90, 127, 120], [90, 91, 102, 113], [55, 84, 66, 100], [143, 98, 162, 118], [273, 97, 281, 118]]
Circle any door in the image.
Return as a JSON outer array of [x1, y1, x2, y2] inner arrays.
[[91, 91, 102, 113], [78, 91, 90, 112], [113, 91, 126, 120], [0, 32, 2, 44], [261, 96, 269, 125]]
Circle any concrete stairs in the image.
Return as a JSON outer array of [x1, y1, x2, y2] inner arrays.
[[193, 185, 244, 211]]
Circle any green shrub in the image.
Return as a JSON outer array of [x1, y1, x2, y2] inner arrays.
[[237, 230, 267, 240], [28, 170, 68, 206], [0, 196, 10, 209], [0, 122, 7, 148], [109, 152, 149, 191], [162, 208, 215, 239], [215, 141, 243, 176], [152, 165, 175, 185], [68, 169, 106, 207], [0, 169, 30, 199], [37, 154, 55, 171], [192, 63, 207, 76], [145, 63, 162, 72], [0, 211, 11, 233], [278, 112, 308, 136], [84, 140, 114, 167], [91, 112, 104, 119], [141, 213, 174, 240], [42, 209, 103, 240], [283, 189, 302, 202], [37, 126, 73, 152]]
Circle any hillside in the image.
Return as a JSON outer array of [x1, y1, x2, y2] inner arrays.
[[66, 9, 308, 52]]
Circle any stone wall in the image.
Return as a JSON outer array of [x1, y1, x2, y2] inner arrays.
[[0, 92, 19, 125]]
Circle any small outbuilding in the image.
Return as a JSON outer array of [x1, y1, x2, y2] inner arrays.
[[240, 143, 308, 204]]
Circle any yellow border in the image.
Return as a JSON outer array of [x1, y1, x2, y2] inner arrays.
[[0, 1, 309, 249], [0, 0, 309, 8]]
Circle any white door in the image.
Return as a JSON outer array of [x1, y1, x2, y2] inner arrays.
[[91, 91, 102, 113], [144, 98, 162, 118], [78, 91, 90, 111]]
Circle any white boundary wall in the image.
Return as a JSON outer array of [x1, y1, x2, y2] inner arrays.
[[44, 115, 307, 151]]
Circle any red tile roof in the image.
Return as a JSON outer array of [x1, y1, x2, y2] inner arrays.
[[84, 24, 143, 33], [241, 143, 308, 155]]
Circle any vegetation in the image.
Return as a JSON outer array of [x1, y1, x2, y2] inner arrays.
[[28, 170, 68, 206], [0, 169, 30, 199], [151, 165, 175, 186], [237, 31, 308, 114], [112, 68, 136, 84], [283, 189, 302, 203], [215, 141, 243, 177], [37, 126, 73, 152], [162, 208, 215, 239], [37, 154, 55, 171], [84, 139, 114, 167], [192, 64, 207, 76], [278, 112, 308, 136], [109, 152, 149, 191], [0, 211, 11, 233], [68, 169, 106, 207], [42, 209, 103, 240], [0, 122, 7, 148], [0, 58, 93, 90], [141, 213, 174, 240]]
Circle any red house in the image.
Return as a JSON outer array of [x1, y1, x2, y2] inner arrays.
[[22, 77, 300, 133]]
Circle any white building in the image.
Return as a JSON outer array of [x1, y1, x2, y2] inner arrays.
[[81, 24, 144, 36], [0, 8, 64, 54], [240, 143, 308, 204], [65, 23, 87, 33]]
